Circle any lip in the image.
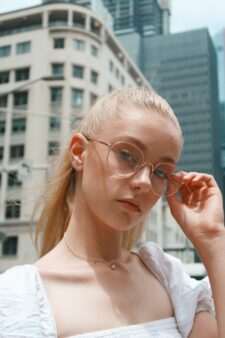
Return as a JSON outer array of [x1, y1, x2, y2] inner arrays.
[[116, 199, 142, 213]]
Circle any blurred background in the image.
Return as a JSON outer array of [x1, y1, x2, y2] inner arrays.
[[0, 0, 224, 279]]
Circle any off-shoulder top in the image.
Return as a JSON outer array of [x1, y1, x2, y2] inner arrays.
[[0, 242, 214, 338]]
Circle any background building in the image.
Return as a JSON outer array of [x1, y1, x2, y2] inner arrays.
[[0, 0, 149, 272], [143, 29, 222, 189], [214, 29, 225, 194], [104, 1, 222, 193], [102, 0, 171, 67]]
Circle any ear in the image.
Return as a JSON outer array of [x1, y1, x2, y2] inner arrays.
[[70, 133, 87, 171]]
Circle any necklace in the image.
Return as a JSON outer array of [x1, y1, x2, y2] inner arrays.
[[63, 234, 122, 271]]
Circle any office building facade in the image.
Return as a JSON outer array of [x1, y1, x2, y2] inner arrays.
[[214, 29, 225, 195], [102, 0, 170, 67], [142, 29, 222, 188], [0, 1, 149, 271]]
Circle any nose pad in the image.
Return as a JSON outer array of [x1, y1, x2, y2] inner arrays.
[[130, 165, 152, 192]]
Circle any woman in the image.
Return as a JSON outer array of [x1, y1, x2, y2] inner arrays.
[[0, 87, 224, 338]]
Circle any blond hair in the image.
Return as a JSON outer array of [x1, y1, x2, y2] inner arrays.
[[33, 87, 183, 257]]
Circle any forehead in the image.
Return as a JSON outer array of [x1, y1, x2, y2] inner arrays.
[[97, 108, 182, 163]]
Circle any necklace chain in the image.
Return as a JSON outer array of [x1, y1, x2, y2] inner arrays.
[[63, 234, 122, 271]]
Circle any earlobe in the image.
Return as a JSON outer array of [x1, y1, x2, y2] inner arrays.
[[70, 134, 87, 171]]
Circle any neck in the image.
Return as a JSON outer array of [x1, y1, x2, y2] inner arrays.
[[65, 208, 123, 263]]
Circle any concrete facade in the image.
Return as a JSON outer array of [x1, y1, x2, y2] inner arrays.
[[0, 2, 149, 271]]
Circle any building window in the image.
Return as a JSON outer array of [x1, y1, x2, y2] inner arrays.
[[16, 41, 31, 54], [5, 201, 21, 219], [90, 93, 98, 106], [121, 75, 125, 86], [7, 171, 22, 187], [72, 65, 84, 79], [52, 63, 64, 76], [2, 236, 18, 256], [0, 95, 7, 109], [109, 60, 114, 72], [0, 71, 9, 84], [91, 70, 98, 84], [73, 39, 85, 51], [12, 118, 26, 133], [15, 68, 30, 82], [73, 12, 85, 28], [10, 145, 24, 159], [115, 68, 119, 79], [71, 88, 83, 107], [54, 38, 65, 49], [48, 141, 60, 156], [0, 121, 5, 134], [13, 91, 28, 108], [0, 146, 4, 160], [49, 116, 61, 130], [50, 87, 63, 104], [91, 45, 98, 57], [0, 45, 11, 57]]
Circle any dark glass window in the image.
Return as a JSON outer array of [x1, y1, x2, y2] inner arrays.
[[0, 121, 5, 134], [54, 38, 65, 49], [71, 88, 83, 107], [0, 146, 4, 160], [2, 236, 18, 255], [90, 93, 98, 106], [0, 95, 7, 108], [7, 171, 22, 187], [49, 116, 61, 130], [13, 91, 28, 107], [5, 201, 21, 219], [72, 65, 84, 79], [10, 145, 24, 159], [52, 63, 64, 76], [12, 118, 26, 133], [0, 71, 9, 84], [50, 87, 63, 104], [16, 41, 31, 54], [0, 45, 11, 57], [15, 68, 29, 82], [48, 141, 60, 155], [91, 70, 98, 84]]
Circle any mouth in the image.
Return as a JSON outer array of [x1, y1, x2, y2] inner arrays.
[[116, 199, 142, 213]]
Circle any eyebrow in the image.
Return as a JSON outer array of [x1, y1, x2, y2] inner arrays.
[[111, 135, 176, 165]]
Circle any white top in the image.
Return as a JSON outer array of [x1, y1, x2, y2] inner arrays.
[[0, 242, 214, 338]]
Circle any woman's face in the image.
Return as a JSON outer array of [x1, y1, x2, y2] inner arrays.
[[77, 108, 182, 232]]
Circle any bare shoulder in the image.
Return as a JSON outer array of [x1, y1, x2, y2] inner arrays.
[[129, 251, 174, 317], [188, 312, 217, 338], [34, 240, 72, 273]]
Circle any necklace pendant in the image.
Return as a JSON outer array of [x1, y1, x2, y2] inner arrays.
[[110, 263, 116, 270]]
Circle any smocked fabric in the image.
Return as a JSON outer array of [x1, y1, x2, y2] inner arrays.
[[0, 241, 214, 337], [69, 317, 181, 337]]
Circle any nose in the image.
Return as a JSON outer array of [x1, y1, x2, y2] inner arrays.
[[130, 165, 152, 193]]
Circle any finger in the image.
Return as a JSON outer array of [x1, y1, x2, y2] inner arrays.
[[178, 184, 192, 205]]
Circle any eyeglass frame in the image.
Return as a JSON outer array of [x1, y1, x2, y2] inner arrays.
[[83, 134, 185, 197]]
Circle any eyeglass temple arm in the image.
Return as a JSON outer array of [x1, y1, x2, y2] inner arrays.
[[83, 134, 110, 147]]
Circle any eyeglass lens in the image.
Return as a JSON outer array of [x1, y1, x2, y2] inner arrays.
[[107, 142, 182, 197]]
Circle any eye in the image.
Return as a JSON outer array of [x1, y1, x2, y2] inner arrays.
[[153, 168, 168, 180], [119, 149, 136, 162]]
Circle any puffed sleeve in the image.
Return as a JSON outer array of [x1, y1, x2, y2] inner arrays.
[[0, 265, 57, 337], [138, 242, 214, 338]]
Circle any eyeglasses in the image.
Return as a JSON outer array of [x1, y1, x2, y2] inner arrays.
[[84, 135, 183, 197]]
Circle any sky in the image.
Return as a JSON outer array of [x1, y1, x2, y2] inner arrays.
[[0, 0, 224, 37]]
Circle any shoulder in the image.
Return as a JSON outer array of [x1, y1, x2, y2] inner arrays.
[[136, 241, 214, 338], [0, 265, 57, 337]]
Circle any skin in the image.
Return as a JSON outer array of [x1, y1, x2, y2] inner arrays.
[[35, 107, 223, 337]]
